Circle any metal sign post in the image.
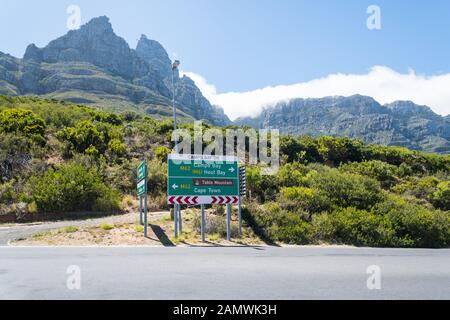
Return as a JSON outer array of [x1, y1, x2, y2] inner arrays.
[[137, 161, 148, 237], [238, 167, 247, 236], [227, 204, 231, 241], [201, 204, 206, 243], [238, 197, 242, 236], [178, 205, 182, 234], [174, 205, 178, 238], [139, 196, 143, 226]]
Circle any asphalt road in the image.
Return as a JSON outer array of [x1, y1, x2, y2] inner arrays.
[[0, 247, 449, 300]]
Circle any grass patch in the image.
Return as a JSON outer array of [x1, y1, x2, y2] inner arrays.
[[63, 226, 79, 233], [32, 231, 52, 240], [208, 233, 220, 242], [100, 224, 114, 231], [172, 234, 186, 245]]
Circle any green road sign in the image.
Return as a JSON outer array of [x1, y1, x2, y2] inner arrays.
[[137, 161, 147, 196], [137, 161, 146, 181], [168, 155, 239, 199]]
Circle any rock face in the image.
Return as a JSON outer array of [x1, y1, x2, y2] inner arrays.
[[235, 95, 450, 154], [0, 16, 231, 126], [135, 35, 230, 125]]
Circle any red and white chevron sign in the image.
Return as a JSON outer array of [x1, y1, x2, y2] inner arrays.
[[168, 196, 239, 205]]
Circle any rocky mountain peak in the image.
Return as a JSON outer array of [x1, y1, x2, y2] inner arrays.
[[0, 16, 231, 126], [384, 101, 436, 118], [82, 15, 113, 33], [23, 44, 42, 61], [136, 34, 173, 79]]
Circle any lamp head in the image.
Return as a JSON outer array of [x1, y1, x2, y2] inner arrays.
[[172, 60, 180, 70]]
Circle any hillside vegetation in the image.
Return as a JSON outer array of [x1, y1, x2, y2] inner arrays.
[[0, 96, 449, 247]]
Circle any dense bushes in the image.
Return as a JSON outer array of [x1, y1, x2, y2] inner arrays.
[[246, 199, 449, 248], [339, 160, 400, 188], [374, 196, 450, 248], [430, 181, 450, 210], [28, 164, 120, 213], [313, 208, 395, 247], [310, 169, 384, 210], [280, 134, 450, 174], [0, 109, 46, 144]]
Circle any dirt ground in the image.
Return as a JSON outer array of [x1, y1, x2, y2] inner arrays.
[[11, 209, 265, 247]]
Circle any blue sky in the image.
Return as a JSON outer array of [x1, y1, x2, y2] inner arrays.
[[1, 0, 449, 118]]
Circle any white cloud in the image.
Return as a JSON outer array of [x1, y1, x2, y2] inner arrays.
[[182, 66, 450, 120]]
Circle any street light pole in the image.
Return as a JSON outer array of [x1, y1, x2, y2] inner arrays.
[[172, 60, 181, 237], [172, 60, 180, 148]]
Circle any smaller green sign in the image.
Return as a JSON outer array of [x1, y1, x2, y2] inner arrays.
[[137, 161, 146, 181]]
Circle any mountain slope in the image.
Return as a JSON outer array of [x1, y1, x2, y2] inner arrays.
[[0, 16, 231, 126], [235, 95, 450, 154]]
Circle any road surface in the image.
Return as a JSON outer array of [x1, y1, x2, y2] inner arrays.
[[0, 247, 449, 299]]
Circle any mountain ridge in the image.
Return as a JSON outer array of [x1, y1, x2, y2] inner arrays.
[[0, 16, 231, 126], [235, 95, 450, 154]]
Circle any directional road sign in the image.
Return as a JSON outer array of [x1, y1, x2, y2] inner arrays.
[[168, 154, 239, 204], [137, 161, 146, 182]]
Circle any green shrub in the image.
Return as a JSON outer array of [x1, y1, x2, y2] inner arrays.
[[374, 195, 450, 248], [58, 120, 105, 154], [154, 146, 171, 163], [316, 136, 364, 165], [279, 186, 330, 214], [316, 207, 396, 247], [431, 181, 450, 211], [339, 160, 400, 188], [0, 181, 16, 203], [0, 108, 46, 144], [311, 169, 384, 210], [270, 213, 314, 244], [245, 202, 313, 244], [91, 111, 123, 126], [28, 164, 120, 213], [146, 160, 167, 196], [276, 162, 315, 187], [246, 166, 279, 202], [93, 187, 121, 213], [108, 139, 127, 158]]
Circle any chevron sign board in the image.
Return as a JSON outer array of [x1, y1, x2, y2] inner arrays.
[[167, 154, 239, 204], [168, 196, 239, 205]]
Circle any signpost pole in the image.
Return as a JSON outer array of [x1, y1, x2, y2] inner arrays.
[[172, 60, 181, 239], [144, 174, 148, 237], [201, 204, 205, 243], [227, 204, 231, 241], [174, 205, 178, 238], [178, 205, 183, 234], [238, 196, 242, 236], [139, 195, 143, 226], [137, 161, 148, 235]]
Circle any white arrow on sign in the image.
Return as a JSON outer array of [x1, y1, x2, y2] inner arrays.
[[172, 184, 179, 190], [229, 167, 235, 173]]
